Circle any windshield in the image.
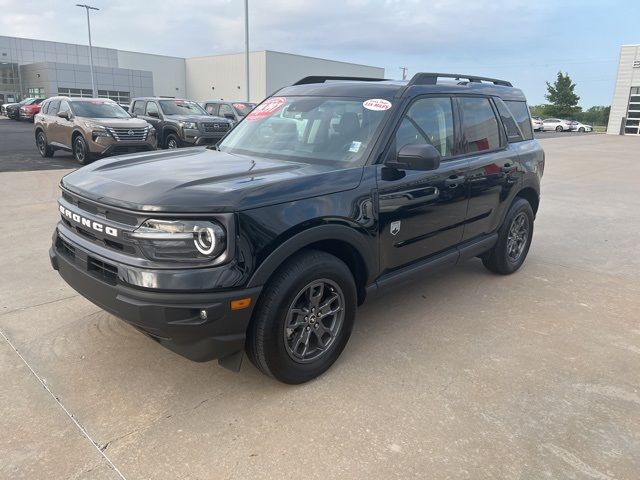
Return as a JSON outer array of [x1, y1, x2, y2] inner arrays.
[[219, 96, 391, 165], [232, 102, 256, 116], [71, 101, 131, 118], [159, 100, 207, 116]]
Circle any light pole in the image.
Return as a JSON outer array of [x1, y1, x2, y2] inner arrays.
[[76, 4, 99, 97], [244, 0, 250, 102]]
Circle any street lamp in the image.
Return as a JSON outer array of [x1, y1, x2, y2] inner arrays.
[[76, 4, 99, 97], [244, 0, 250, 102]]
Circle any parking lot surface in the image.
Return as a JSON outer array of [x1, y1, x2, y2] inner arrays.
[[1, 134, 639, 479]]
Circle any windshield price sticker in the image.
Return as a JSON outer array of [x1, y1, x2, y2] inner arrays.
[[246, 97, 286, 121], [363, 99, 392, 111]]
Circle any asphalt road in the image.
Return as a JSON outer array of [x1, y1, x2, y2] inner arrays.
[[1, 134, 639, 479], [0, 116, 595, 173]]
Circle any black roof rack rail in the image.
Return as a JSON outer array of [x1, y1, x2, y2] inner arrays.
[[407, 72, 513, 88], [293, 76, 388, 86]]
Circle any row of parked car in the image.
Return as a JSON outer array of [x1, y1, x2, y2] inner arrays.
[[531, 116, 593, 132], [2, 95, 256, 164]]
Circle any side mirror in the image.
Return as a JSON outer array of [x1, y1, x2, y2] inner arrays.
[[129, 112, 137, 118], [148, 110, 159, 118], [57, 110, 70, 120], [224, 113, 235, 120], [387, 144, 441, 171]]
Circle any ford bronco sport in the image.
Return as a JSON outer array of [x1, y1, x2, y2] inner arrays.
[[34, 97, 157, 164], [50, 73, 544, 384], [130, 97, 232, 149]]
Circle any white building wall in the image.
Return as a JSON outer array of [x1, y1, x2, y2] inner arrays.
[[185, 52, 267, 103], [265, 51, 385, 97], [116, 50, 186, 98], [607, 44, 640, 134]]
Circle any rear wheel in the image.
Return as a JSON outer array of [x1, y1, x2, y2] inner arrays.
[[246, 250, 357, 384], [482, 198, 534, 275], [72, 135, 91, 165], [36, 131, 54, 158]]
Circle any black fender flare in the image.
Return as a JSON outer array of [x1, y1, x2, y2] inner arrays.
[[246, 224, 377, 289], [161, 125, 180, 144]]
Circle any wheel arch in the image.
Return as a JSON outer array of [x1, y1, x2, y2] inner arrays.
[[515, 186, 540, 216], [246, 224, 376, 305]]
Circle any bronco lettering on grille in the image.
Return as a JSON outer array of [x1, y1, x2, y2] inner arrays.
[[59, 205, 118, 237]]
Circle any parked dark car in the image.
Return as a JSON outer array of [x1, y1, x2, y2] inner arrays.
[[6, 97, 36, 119], [202, 100, 256, 123], [50, 73, 544, 384], [130, 97, 233, 149]]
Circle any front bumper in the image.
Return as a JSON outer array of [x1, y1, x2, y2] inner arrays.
[[181, 128, 227, 146], [88, 137, 157, 156], [50, 229, 262, 367]]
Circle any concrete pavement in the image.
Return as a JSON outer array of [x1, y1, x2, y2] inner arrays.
[[1, 134, 639, 479]]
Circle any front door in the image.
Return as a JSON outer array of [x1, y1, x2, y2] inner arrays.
[[377, 96, 469, 272]]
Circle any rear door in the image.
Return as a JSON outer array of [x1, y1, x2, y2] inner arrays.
[[377, 96, 470, 271], [456, 95, 519, 241]]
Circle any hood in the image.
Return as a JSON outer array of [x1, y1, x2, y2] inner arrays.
[[61, 148, 363, 213], [166, 114, 230, 124], [77, 117, 151, 128]]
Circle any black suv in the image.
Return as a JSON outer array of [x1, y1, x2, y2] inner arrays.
[[50, 73, 544, 384], [130, 97, 232, 149]]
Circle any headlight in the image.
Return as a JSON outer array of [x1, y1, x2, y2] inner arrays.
[[131, 219, 226, 262], [181, 121, 197, 129]]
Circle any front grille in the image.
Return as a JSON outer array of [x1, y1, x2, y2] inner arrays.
[[57, 236, 76, 259], [202, 122, 229, 133], [106, 126, 149, 142], [87, 256, 118, 285]]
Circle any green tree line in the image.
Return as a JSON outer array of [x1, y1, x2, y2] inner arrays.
[[529, 72, 610, 126]]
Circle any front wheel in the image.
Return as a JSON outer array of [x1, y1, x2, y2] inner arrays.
[[246, 250, 357, 384], [482, 198, 534, 275], [578, 127, 585, 132], [72, 135, 91, 165], [555, 125, 563, 132], [165, 133, 180, 149]]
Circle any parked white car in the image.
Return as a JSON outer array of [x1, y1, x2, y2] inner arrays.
[[570, 121, 592, 132], [542, 118, 573, 132], [531, 116, 543, 131]]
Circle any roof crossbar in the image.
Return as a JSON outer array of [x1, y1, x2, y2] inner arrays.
[[407, 72, 513, 87], [293, 76, 388, 85]]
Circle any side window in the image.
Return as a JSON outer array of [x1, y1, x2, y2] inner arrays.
[[48, 100, 60, 116], [494, 98, 524, 143], [40, 101, 49, 115], [132, 101, 146, 116], [218, 104, 234, 118], [145, 101, 159, 117], [460, 97, 501, 153], [205, 103, 218, 115], [394, 96, 454, 158], [504, 100, 534, 140]]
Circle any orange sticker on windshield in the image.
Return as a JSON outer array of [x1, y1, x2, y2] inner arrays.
[[363, 99, 392, 111], [246, 97, 286, 121]]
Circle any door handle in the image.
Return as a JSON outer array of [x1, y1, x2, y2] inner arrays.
[[444, 175, 465, 187]]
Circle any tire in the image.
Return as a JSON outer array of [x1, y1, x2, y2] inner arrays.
[[72, 135, 91, 165], [165, 133, 180, 149], [555, 126, 563, 132], [578, 127, 585, 133], [36, 130, 54, 158], [482, 198, 534, 275], [246, 250, 357, 384]]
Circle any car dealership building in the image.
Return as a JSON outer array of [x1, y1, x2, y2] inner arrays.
[[607, 44, 640, 135], [0, 35, 384, 105]]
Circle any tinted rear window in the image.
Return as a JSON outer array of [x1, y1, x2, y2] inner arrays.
[[494, 98, 524, 143], [504, 101, 534, 140], [460, 97, 501, 153]]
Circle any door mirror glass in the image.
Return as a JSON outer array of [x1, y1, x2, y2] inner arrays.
[[388, 144, 441, 171], [224, 113, 235, 120], [147, 110, 159, 118]]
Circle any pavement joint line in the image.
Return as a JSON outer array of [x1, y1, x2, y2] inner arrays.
[[0, 326, 128, 480], [0, 293, 80, 318]]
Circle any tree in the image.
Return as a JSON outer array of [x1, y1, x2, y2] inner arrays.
[[577, 106, 610, 126], [544, 72, 581, 118]]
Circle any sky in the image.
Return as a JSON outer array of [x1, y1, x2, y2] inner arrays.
[[0, 0, 638, 107]]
